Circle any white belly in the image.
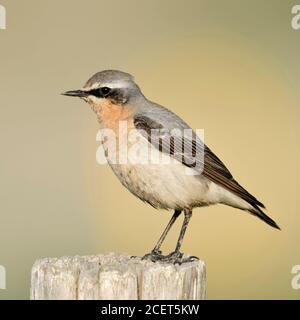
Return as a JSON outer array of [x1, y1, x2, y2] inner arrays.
[[110, 161, 212, 210], [102, 131, 252, 211], [105, 135, 214, 210]]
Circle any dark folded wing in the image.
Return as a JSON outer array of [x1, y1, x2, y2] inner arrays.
[[134, 115, 265, 209]]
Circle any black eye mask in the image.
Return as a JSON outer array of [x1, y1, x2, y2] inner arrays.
[[88, 87, 112, 98]]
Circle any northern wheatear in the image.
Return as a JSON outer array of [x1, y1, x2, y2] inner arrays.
[[63, 70, 280, 264]]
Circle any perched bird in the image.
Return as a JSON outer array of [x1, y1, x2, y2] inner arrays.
[[63, 70, 280, 264]]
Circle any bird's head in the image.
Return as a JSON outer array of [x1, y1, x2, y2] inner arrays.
[[62, 70, 143, 111]]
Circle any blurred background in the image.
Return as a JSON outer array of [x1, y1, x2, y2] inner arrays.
[[0, 0, 300, 299]]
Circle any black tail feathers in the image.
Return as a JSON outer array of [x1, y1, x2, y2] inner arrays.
[[249, 204, 280, 230]]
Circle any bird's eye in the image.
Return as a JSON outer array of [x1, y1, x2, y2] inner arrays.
[[100, 87, 111, 96], [88, 87, 112, 98]]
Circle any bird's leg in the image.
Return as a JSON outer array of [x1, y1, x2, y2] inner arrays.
[[163, 209, 199, 264], [141, 210, 181, 262], [153, 210, 182, 253]]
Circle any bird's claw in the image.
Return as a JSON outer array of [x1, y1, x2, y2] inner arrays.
[[161, 251, 184, 264], [166, 251, 199, 265], [141, 250, 199, 265], [141, 249, 164, 262], [161, 252, 200, 264]]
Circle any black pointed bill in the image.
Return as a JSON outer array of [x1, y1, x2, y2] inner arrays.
[[62, 90, 88, 98]]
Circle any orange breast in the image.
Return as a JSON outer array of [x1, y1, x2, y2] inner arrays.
[[96, 101, 137, 153]]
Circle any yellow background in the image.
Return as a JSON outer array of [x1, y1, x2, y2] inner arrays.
[[0, 0, 299, 299]]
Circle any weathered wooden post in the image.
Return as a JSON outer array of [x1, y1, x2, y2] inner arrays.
[[30, 253, 206, 300]]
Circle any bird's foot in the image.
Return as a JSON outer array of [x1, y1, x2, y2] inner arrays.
[[139, 250, 199, 265], [160, 251, 199, 265], [141, 249, 164, 262]]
